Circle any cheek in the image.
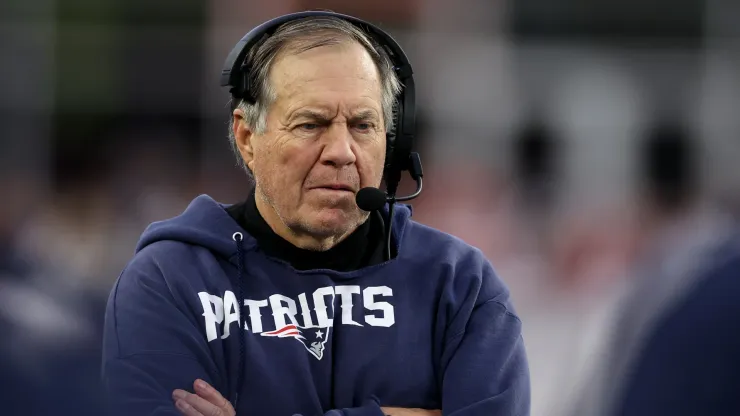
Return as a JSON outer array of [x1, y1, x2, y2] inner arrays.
[[257, 141, 312, 189]]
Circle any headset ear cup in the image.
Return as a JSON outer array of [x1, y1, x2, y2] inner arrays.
[[384, 133, 396, 178]]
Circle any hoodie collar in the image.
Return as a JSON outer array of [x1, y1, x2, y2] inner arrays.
[[226, 190, 380, 272], [135, 194, 414, 269]]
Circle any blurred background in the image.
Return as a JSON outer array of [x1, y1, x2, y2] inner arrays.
[[1, 0, 740, 414]]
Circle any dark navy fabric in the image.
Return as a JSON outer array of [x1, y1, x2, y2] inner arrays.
[[102, 195, 530, 415], [616, 235, 740, 416]]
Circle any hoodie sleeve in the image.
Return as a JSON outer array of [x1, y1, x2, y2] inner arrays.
[[102, 246, 224, 416], [439, 257, 531, 416]]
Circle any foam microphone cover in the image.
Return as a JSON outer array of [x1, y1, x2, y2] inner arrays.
[[356, 187, 387, 211]]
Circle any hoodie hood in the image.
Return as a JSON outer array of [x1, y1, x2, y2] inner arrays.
[[135, 194, 414, 263]]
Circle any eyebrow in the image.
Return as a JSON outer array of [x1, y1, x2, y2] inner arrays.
[[348, 110, 380, 123], [288, 109, 332, 124], [288, 109, 380, 124]]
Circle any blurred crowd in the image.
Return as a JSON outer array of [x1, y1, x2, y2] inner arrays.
[[2, 0, 740, 414]]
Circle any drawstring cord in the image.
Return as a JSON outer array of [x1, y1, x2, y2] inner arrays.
[[231, 232, 246, 409]]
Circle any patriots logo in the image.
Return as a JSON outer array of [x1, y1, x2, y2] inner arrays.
[[260, 324, 331, 360]]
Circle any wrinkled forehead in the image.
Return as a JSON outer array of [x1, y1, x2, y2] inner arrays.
[[270, 44, 383, 114], [271, 42, 382, 93]]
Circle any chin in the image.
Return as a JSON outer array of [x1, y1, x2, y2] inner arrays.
[[306, 208, 359, 236]]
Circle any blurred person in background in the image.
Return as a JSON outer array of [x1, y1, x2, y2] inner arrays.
[[0, 170, 106, 414], [499, 119, 637, 416], [102, 11, 530, 416], [571, 122, 740, 416]]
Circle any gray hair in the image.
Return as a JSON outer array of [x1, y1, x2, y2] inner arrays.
[[227, 16, 403, 172]]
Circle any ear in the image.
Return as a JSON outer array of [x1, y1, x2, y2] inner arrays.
[[233, 108, 256, 172]]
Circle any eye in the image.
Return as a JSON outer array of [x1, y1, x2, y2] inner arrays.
[[298, 123, 319, 131], [354, 123, 373, 132]]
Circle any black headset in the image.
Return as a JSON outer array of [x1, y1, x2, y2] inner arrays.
[[219, 10, 423, 204]]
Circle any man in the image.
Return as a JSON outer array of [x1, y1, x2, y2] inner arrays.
[[571, 124, 740, 416], [102, 12, 530, 416]]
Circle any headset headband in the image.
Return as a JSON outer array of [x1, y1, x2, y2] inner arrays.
[[220, 10, 417, 195]]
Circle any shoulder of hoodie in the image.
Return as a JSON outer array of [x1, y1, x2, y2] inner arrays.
[[106, 240, 222, 324], [402, 217, 493, 270], [402, 218, 513, 307], [116, 239, 220, 290]]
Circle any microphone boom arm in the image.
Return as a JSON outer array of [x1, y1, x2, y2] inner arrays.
[[386, 152, 424, 202], [394, 176, 422, 202]]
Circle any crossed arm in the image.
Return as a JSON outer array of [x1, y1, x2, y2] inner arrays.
[[171, 379, 439, 416]]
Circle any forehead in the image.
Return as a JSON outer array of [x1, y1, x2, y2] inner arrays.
[[269, 42, 383, 111]]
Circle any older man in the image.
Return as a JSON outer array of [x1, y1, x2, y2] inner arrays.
[[102, 11, 530, 416]]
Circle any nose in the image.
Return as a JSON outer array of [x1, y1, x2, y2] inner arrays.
[[319, 123, 356, 167]]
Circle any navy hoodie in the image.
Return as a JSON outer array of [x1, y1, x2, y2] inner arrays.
[[102, 194, 530, 415]]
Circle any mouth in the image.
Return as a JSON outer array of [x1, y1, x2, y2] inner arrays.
[[314, 184, 355, 193]]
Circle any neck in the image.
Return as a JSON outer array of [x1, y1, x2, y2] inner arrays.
[[254, 189, 357, 251]]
